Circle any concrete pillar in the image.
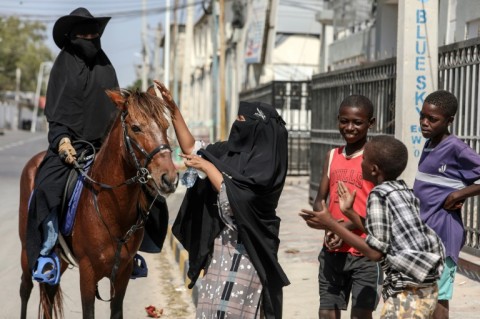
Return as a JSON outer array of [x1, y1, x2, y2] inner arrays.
[[315, 7, 334, 73], [395, 0, 438, 186]]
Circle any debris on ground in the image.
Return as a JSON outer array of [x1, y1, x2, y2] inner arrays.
[[145, 305, 164, 318]]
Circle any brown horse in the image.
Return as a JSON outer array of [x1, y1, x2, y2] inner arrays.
[[19, 89, 178, 319]]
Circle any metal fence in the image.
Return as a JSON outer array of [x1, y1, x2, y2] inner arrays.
[[308, 37, 480, 257], [238, 38, 480, 255], [239, 80, 311, 176], [438, 37, 480, 256]]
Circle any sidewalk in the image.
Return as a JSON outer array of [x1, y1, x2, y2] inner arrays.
[[166, 176, 480, 319]]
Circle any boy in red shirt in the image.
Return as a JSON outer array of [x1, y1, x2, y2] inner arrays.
[[310, 95, 381, 319]]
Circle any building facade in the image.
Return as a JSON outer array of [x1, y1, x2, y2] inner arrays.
[[176, 0, 321, 142]]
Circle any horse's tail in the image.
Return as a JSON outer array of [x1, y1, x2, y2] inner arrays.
[[39, 284, 64, 319]]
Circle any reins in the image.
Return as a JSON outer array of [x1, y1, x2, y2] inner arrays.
[[94, 193, 160, 302], [72, 109, 172, 302]]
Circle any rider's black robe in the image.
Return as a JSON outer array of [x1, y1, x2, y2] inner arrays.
[[26, 44, 170, 269], [26, 44, 118, 269]]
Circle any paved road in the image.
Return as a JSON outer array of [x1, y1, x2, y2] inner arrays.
[[0, 129, 195, 319], [2, 129, 480, 318]]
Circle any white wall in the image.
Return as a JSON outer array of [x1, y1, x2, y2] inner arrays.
[[270, 35, 320, 81]]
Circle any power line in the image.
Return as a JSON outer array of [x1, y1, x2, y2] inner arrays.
[[0, 0, 203, 23]]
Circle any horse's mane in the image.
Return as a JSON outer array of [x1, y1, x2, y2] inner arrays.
[[122, 89, 175, 128]]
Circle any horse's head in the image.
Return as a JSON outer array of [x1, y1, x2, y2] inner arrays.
[[106, 89, 178, 196]]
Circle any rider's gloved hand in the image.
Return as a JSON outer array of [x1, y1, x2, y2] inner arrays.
[[58, 137, 77, 165]]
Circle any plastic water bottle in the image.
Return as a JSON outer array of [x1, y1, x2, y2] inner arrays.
[[181, 167, 199, 188]]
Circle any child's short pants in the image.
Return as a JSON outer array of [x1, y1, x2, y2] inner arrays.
[[438, 256, 457, 300], [318, 248, 383, 311], [380, 284, 438, 319]]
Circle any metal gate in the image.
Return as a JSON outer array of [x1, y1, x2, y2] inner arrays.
[[239, 80, 311, 176]]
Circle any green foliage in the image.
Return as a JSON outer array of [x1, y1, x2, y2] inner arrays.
[[0, 16, 54, 92], [126, 78, 150, 91]]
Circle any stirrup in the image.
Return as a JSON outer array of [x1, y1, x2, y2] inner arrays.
[[131, 253, 148, 279], [32, 252, 60, 285]]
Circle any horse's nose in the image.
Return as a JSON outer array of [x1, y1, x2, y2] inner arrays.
[[161, 172, 178, 193]]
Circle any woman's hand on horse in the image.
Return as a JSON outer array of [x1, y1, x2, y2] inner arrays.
[[153, 80, 177, 109]]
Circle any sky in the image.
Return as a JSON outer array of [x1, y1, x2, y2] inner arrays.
[[0, 0, 178, 87], [1, 0, 322, 87]]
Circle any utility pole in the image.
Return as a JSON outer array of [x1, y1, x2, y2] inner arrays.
[[153, 23, 163, 81], [31, 61, 52, 133], [219, 0, 227, 140], [180, 0, 194, 122], [211, 2, 219, 140], [172, 0, 180, 102], [13, 67, 21, 131], [141, 0, 149, 91], [164, 0, 171, 87]]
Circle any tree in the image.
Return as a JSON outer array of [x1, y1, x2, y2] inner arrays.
[[126, 78, 145, 91], [0, 16, 54, 92]]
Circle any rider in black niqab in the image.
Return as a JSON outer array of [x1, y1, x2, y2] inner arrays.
[[45, 7, 117, 143], [26, 7, 119, 282]]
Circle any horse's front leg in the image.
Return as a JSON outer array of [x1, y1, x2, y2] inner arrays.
[[79, 262, 97, 319], [110, 263, 133, 319]]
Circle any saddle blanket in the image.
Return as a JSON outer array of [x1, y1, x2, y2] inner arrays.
[[60, 174, 86, 236]]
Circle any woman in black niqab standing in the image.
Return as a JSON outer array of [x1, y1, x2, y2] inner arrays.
[[27, 7, 119, 285], [154, 81, 290, 319]]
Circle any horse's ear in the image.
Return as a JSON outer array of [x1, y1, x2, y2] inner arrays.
[[106, 89, 127, 111], [146, 81, 163, 100], [146, 85, 155, 96]]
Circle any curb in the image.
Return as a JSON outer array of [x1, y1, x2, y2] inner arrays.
[[167, 225, 200, 306], [458, 254, 480, 282]]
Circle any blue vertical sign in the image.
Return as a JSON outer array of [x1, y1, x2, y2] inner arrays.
[[396, 0, 438, 185]]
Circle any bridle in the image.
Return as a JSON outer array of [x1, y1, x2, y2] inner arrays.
[[121, 110, 172, 187]]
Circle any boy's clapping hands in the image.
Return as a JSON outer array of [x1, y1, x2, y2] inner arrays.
[[300, 181, 364, 232], [299, 200, 334, 229], [337, 181, 356, 217]]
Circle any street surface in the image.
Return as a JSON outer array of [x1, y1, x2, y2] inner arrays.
[[1, 129, 480, 318]]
